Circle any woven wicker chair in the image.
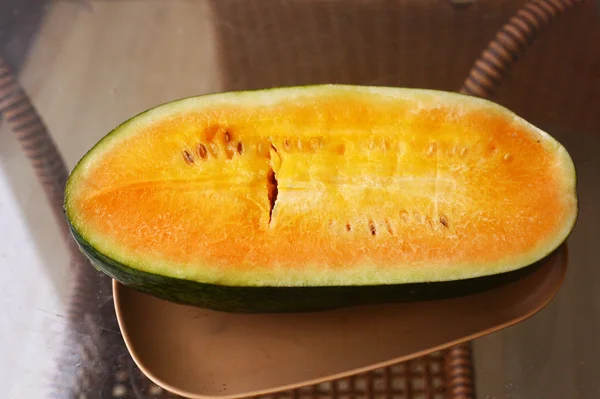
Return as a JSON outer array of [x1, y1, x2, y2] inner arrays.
[[0, 0, 582, 397]]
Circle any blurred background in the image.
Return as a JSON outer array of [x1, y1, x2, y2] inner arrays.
[[0, 0, 599, 398]]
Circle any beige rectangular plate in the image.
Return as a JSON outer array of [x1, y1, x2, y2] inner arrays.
[[113, 245, 567, 399]]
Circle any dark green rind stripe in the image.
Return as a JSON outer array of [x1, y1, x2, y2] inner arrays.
[[67, 220, 559, 314]]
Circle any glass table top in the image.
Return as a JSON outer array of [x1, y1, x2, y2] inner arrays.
[[1, 1, 599, 398]]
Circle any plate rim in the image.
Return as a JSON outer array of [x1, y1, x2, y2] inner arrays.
[[112, 245, 568, 399]]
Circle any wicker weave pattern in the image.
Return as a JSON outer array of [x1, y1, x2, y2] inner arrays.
[[0, 57, 72, 247], [101, 351, 453, 399], [461, 0, 582, 97], [260, 354, 447, 399], [443, 345, 475, 399]]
